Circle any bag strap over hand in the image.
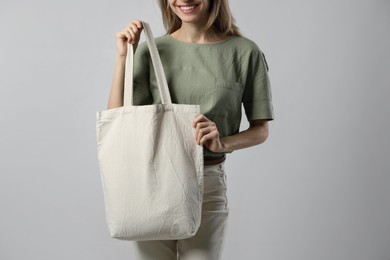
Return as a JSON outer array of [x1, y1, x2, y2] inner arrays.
[[123, 21, 172, 106]]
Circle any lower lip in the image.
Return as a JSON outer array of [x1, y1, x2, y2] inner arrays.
[[178, 5, 198, 14]]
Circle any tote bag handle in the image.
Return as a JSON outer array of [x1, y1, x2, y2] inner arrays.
[[123, 21, 172, 106]]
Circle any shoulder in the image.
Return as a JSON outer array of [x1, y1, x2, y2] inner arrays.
[[155, 34, 171, 45], [229, 36, 269, 71], [136, 35, 170, 50], [227, 36, 264, 54]]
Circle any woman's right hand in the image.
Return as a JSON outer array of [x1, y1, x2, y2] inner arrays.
[[115, 20, 143, 57]]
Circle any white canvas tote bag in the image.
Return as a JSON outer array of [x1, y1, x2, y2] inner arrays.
[[96, 22, 204, 241]]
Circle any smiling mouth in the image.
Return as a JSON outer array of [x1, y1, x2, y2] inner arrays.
[[177, 4, 198, 12]]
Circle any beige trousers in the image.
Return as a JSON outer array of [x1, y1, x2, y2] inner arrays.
[[131, 161, 229, 260]]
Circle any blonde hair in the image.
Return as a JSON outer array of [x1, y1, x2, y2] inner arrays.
[[158, 0, 242, 36]]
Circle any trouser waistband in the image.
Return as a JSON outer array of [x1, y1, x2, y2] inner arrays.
[[204, 155, 226, 166]]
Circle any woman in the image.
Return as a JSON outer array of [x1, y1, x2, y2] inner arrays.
[[107, 0, 274, 259]]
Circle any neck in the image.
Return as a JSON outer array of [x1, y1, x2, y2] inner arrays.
[[171, 22, 226, 44]]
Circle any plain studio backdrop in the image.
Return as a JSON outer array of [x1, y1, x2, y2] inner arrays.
[[0, 0, 389, 259]]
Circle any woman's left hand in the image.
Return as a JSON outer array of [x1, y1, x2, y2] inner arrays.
[[192, 114, 226, 153]]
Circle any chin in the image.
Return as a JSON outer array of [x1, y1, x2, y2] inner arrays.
[[180, 17, 201, 24]]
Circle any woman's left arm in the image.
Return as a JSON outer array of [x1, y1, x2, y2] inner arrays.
[[192, 114, 269, 153]]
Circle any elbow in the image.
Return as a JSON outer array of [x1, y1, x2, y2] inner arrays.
[[256, 127, 269, 145], [249, 120, 269, 145], [262, 129, 269, 143]]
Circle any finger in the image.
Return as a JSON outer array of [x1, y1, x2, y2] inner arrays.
[[122, 29, 132, 43], [192, 114, 202, 127], [127, 31, 134, 44], [127, 28, 136, 44], [195, 122, 213, 142], [192, 114, 209, 127], [129, 23, 139, 34], [129, 25, 139, 43], [197, 125, 216, 144], [195, 121, 210, 132], [200, 131, 219, 145], [197, 127, 211, 145], [133, 20, 143, 29]]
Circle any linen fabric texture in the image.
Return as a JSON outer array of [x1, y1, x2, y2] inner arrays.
[[132, 162, 229, 260], [96, 22, 204, 241], [132, 34, 275, 159]]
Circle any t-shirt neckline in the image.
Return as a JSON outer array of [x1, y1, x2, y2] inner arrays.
[[164, 34, 237, 46]]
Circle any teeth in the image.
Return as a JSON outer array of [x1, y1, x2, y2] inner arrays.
[[180, 5, 195, 10]]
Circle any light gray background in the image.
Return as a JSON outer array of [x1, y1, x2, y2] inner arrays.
[[0, 0, 389, 259]]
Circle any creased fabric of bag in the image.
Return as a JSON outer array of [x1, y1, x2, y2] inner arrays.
[[96, 22, 204, 241]]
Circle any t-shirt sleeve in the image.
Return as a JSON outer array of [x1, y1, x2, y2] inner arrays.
[[242, 45, 274, 121], [132, 43, 153, 105]]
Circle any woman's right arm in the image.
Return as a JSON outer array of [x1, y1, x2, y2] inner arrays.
[[107, 20, 143, 109]]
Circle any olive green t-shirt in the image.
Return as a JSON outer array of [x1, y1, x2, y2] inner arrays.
[[132, 34, 274, 159]]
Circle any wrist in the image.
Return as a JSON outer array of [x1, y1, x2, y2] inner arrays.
[[219, 137, 231, 153]]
